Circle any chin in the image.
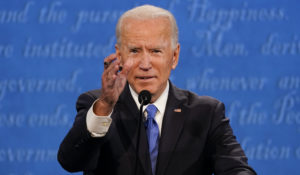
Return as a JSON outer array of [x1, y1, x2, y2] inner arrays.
[[134, 84, 157, 95]]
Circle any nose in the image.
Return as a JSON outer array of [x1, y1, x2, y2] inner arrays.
[[139, 52, 151, 71]]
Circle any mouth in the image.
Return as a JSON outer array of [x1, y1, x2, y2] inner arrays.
[[136, 76, 156, 80]]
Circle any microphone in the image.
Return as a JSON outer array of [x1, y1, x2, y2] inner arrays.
[[135, 90, 151, 175], [138, 90, 151, 105]]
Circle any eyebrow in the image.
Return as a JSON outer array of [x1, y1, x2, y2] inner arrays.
[[128, 46, 141, 49], [127, 44, 167, 50]]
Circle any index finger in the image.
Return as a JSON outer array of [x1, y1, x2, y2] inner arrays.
[[104, 53, 117, 69]]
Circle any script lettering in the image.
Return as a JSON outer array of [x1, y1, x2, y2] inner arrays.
[[272, 91, 300, 126], [262, 33, 300, 56], [39, 1, 67, 24], [192, 30, 248, 57], [0, 1, 33, 24], [0, 148, 56, 162], [242, 137, 291, 160], [186, 68, 267, 91], [0, 44, 13, 58], [23, 37, 115, 58], [188, 0, 287, 31], [228, 101, 268, 125], [0, 70, 81, 101], [72, 10, 123, 32]]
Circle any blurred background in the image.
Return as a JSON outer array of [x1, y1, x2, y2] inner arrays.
[[0, 0, 299, 174]]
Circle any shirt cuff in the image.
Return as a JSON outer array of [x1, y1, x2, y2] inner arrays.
[[86, 99, 113, 137]]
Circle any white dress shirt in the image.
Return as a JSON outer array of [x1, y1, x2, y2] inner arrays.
[[86, 82, 169, 137]]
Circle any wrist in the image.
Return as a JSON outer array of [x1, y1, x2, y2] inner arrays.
[[93, 98, 114, 116]]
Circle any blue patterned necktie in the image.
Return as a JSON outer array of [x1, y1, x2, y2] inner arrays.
[[144, 104, 159, 175]]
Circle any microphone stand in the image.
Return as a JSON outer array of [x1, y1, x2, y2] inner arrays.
[[134, 102, 145, 175], [134, 90, 151, 175]]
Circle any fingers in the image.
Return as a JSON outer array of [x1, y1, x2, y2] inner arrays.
[[103, 53, 117, 69], [103, 54, 119, 78], [103, 65, 119, 88], [101, 54, 123, 93], [100, 54, 133, 105]]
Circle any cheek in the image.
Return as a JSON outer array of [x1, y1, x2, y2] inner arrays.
[[127, 65, 139, 79], [156, 64, 172, 80], [127, 69, 135, 80]]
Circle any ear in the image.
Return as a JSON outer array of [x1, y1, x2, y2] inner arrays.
[[171, 43, 180, 70], [115, 44, 122, 63]]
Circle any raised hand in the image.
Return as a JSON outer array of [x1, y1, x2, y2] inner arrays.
[[93, 53, 132, 116]]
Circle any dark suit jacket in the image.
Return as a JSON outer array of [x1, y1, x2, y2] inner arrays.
[[58, 82, 256, 175]]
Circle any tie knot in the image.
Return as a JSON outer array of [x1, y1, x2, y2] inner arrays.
[[146, 104, 157, 119]]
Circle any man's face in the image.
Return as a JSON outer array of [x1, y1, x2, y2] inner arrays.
[[116, 17, 180, 102]]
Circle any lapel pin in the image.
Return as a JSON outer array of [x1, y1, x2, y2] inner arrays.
[[174, 108, 181, 112]]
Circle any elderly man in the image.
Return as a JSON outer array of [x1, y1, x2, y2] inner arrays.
[[58, 5, 256, 175]]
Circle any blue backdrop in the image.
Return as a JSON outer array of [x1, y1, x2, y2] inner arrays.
[[1, 0, 299, 174]]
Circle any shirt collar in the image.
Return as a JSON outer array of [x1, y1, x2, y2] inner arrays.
[[129, 81, 169, 114]]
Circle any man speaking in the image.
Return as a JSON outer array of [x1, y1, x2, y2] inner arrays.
[[58, 5, 256, 175]]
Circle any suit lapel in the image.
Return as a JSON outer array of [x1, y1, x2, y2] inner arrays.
[[116, 84, 152, 175], [156, 83, 188, 175]]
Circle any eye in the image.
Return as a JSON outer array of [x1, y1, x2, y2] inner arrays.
[[152, 49, 162, 53], [130, 48, 138, 53]]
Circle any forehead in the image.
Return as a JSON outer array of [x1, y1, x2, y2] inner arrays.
[[120, 17, 172, 44], [122, 16, 171, 29]]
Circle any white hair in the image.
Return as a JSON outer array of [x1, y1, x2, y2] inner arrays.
[[116, 4, 179, 49]]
